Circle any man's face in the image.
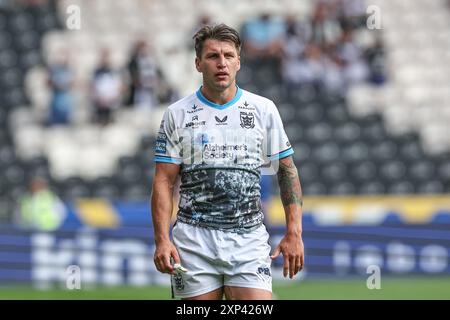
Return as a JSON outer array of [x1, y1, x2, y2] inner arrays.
[[195, 39, 240, 92]]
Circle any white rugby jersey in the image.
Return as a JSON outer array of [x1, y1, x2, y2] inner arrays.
[[155, 86, 293, 233]]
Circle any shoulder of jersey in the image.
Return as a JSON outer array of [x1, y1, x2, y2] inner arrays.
[[166, 93, 198, 112], [241, 89, 274, 110]]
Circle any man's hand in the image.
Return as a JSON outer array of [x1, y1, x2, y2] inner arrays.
[[270, 233, 304, 279], [153, 241, 181, 275]]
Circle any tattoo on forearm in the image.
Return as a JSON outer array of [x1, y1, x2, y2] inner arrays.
[[277, 160, 303, 207]]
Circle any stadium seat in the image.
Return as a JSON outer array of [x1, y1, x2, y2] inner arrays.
[[298, 161, 320, 184], [0, 196, 14, 222], [370, 140, 398, 161], [341, 141, 369, 162], [20, 49, 42, 70], [305, 122, 332, 143], [350, 160, 378, 184], [287, 85, 317, 104], [408, 160, 436, 183], [8, 12, 34, 34], [0, 68, 22, 89], [277, 103, 297, 125], [27, 155, 51, 179], [292, 142, 311, 163], [121, 183, 149, 201], [312, 142, 340, 163], [328, 181, 357, 195], [92, 177, 121, 199], [14, 125, 44, 160], [0, 108, 7, 127], [302, 181, 327, 195], [34, 11, 59, 32], [358, 181, 386, 195], [0, 131, 9, 148], [416, 180, 445, 194], [0, 146, 16, 167], [285, 123, 304, 143], [399, 139, 424, 161], [325, 103, 351, 125], [117, 156, 144, 185], [60, 177, 91, 200], [0, 49, 18, 70], [360, 117, 388, 144], [2, 163, 27, 187], [387, 181, 415, 194], [379, 160, 407, 182], [15, 31, 40, 52], [438, 161, 450, 181], [297, 103, 325, 123], [137, 149, 155, 170], [237, 65, 253, 87], [77, 146, 117, 179], [320, 162, 347, 183]]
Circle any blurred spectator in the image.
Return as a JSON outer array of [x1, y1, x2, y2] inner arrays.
[[47, 52, 74, 125], [282, 15, 309, 61], [310, 1, 341, 47], [279, 3, 379, 94], [337, 0, 367, 30], [15, 177, 66, 231], [322, 45, 345, 94], [241, 13, 285, 59], [282, 43, 324, 90], [91, 48, 124, 125], [126, 40, 161, 110], [338, 29, 369, 88], [365, 36, 387, 85]]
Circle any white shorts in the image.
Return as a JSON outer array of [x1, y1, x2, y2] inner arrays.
[[171, 221, 272, 299]]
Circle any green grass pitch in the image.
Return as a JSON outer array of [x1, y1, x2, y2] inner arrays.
[[1, 277, 449, 300]]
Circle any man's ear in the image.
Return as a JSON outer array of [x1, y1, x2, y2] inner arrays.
[[237, 55, 241, 72], [195, 56, 201, 72]]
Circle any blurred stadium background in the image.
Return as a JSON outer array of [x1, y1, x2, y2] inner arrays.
[[0, 0, 450, 299]]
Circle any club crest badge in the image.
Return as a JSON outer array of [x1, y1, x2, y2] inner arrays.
[[240, 112, 255, 129]]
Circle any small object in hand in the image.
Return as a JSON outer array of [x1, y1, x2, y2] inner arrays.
[[173, 263, 188, 273]]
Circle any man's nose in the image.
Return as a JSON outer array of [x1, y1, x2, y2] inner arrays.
[[217, 55, 226, 68]]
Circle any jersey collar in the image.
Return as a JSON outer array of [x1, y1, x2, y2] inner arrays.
[[196, 85, 242, 110]]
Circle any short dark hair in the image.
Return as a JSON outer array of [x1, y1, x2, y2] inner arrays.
[[193, 23, 241, 57]]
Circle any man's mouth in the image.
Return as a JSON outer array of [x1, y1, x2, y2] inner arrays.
[[215, 72, 229, 77]]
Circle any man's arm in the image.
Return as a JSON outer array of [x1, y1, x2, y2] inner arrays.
[[271, 155, 304, 279], [151, 162, 181, 275]]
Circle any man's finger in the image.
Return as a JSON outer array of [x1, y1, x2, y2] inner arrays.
[[154, 260, 160, 272], [270, 246, 281, 259], [172, 248, 181, 265], [154, 257, 163, 273], [283, 255, 289, 278], [162, 255, 174, 274], [295, 256, 301, 274], [289, 256, 295, 279], [300, 253, 305, 270]]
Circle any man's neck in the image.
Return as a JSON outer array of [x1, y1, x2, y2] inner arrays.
[[201, 84, 237, 105]]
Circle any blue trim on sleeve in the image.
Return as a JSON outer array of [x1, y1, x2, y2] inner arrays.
[[196, 85, 242, 110], [154, 156, 181, 164], [268, 147, 294, 161]]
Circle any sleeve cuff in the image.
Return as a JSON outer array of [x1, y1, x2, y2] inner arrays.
[[268, 147, 294, 161], [154, 155, 182, 164]]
